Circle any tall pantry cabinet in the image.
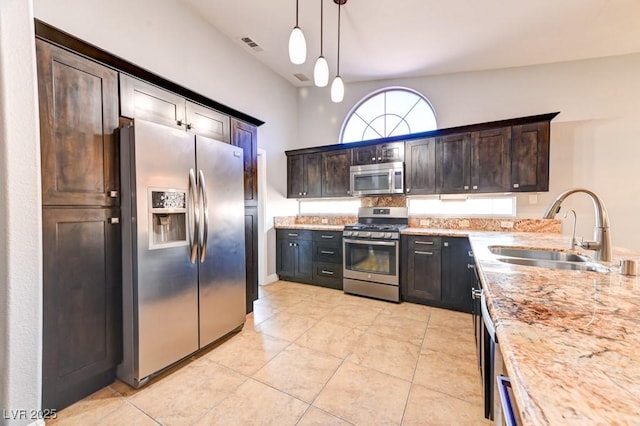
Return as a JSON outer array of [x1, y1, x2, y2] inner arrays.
[[36, 40, 122, 410]]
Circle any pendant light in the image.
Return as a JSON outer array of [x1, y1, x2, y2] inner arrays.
[[288, 0, 307, 64], [330, 0, 345, 103], [313, 0, 329, 87]]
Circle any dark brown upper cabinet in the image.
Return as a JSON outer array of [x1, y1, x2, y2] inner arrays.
[[186, 100, 230, 142], [120, 74, 230, 142], [286, 113, 557, 198], [470, 127, 511, 193], [231, 119, 258, 205], [119, 73, 186, 129], [322, 149, 352, 198], [37, 40, 119, 207], [405, 138, 437, 195], [436, 128, 511, 194], [353, 141, 404, 165], [511, 122, 550, 192], [436, 133, 471, 194], [287, 153, 322, 198]]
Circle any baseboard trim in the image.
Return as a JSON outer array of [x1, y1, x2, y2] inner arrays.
[[263, 274, 279, 285]]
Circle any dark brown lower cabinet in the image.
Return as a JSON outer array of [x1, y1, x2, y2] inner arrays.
[[402, 236, 442, 303], [401, 235, 473, 313], [441, 237, 474, 313], [244, 207, 258, 313], [276, 229, 343, 288], [42, 207, 121, 410]]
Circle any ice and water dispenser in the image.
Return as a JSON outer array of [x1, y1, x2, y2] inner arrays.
[[149, 189, 188, 249]]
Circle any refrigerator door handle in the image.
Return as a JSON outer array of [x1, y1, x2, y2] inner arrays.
[[188, 168, 199, 264], [198, 169, 209, 262]]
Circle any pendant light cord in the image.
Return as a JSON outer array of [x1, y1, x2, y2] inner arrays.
[[320, 0, 324, 55], [296, 0, 299, 26], [337, 1, 341, 75]]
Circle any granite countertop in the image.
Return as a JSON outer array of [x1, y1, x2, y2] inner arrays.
[[275, 224, 345, 231], [469, 231, 640, 424]]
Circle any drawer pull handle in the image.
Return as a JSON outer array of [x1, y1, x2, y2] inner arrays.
[[415, 241, 434, 245], [321, 235, 334, 239], [320, 250, 335, 255], [321, 270, 334, 275], [287, 233, 299, 237], [415, 251, 433, 255], [468, 251, 474, 257]]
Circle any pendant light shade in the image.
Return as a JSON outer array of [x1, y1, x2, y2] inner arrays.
[[330, 75, 344, 102], [313, 0, 329, 87], [331, 0, 345, 103], [314, 56, 330, 87], [288, 0, 307, 64]]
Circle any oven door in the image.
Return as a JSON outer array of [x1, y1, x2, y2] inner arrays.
[[343, 238, 399, 286]]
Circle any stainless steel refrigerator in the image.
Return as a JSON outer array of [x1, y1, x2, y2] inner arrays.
[[117, 119, 246, 388]]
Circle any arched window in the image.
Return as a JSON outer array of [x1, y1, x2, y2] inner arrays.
[[340, 87, 437, 143]]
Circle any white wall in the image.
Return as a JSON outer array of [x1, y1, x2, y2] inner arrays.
[[297, 54, 640, 251], [34, 0, 301, 278], [0, 1, 43, 425]]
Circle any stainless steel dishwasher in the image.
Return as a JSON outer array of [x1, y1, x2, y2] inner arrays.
[[481, 291, 522, 425]]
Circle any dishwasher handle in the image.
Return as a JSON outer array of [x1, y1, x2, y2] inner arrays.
[[497, 375, 519, 426]]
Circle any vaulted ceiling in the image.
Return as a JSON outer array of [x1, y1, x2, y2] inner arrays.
[[182, 0, 640, 87]]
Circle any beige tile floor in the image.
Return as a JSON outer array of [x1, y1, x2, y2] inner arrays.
[[49, 281, 491, 426]]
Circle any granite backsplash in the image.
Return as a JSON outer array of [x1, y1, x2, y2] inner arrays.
[[274, 215, 561, 233]]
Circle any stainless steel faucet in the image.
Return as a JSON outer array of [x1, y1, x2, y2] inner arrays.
[[542, 188, 612, 262], [563, 209, 578, 250]]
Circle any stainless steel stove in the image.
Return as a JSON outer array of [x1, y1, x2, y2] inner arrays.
[[342, 207, 408, 302]]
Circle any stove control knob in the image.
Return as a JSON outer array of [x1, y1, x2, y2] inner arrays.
[[372, 232, 384, 239], [361, 231, 371, 238], [351, 231, 359, 237], [343, 231, 353, 237], [384, 232, 392, 239]]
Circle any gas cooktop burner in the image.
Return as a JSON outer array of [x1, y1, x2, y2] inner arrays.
[[343, 223, 407, 232]]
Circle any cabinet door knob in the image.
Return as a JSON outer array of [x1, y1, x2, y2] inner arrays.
[[109, 217, 120, 224], [406, 188, 411, 193], [472, 185, 478, 190], [298, 192, 302, 196], [464, 185, 469, 190], [513, 183, 520, 189], [109, 190, 119, 198], [371, 157, 375, 161], [377, 157, 381, 161]]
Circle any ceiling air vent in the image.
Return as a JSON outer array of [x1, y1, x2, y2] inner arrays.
[[240, 36, 263, 52], [294, 73, 310, 82]]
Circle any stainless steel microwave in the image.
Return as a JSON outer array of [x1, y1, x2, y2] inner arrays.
[[349, 162, 404, 196]]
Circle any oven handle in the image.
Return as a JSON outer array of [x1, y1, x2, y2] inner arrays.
[[343, 238, 397, 247]]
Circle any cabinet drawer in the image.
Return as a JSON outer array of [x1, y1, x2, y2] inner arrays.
[[312, 231, 342, 242], [312, 262, 343, 289], [313, 242, 342, 263], [408, 236, 442, 249], [276, 229, 313, 241]]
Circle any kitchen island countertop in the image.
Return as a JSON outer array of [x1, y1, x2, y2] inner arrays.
[[468, 231, 640, 425]]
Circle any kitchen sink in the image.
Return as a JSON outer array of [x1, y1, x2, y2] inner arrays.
[[489, 246, 589, 262], [496, 257, 610, 273]]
